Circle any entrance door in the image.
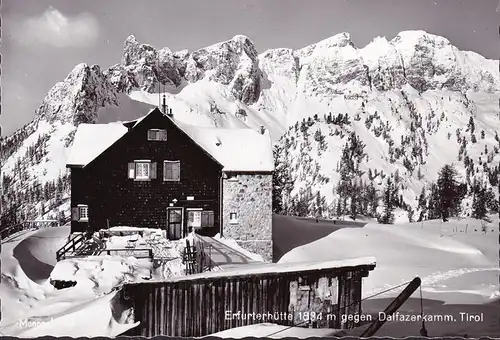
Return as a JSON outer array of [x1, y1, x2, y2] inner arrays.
[[167, 208, 183, 240]]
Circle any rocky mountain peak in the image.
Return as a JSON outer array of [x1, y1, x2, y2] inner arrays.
[[391, 30, 452, 48], [2, 30, 499, 228], [34, 63, 119, 126], [121, 34, 159, 66], [316, 32, 355, 49], [107, 34, 263, 105], [184, 34, 261, 104]]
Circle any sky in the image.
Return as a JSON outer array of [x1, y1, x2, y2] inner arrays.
[[1, 0, 499, 136]]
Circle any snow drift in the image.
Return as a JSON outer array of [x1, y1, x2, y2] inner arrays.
[[280, 217, 500, 304], [0, 227, 141, 337]]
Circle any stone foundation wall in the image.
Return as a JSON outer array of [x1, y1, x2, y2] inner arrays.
[[222, 173, 273, 262]]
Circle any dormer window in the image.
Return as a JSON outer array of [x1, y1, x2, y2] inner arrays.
[[148, 129, 167, 141]]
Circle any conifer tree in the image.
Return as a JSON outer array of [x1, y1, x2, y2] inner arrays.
[[471, 185, 487, 220], [436, 164, 461, 222], [367, 181, 378, 217], [427, 183, 440, 219], [379, 178, 395, 224]]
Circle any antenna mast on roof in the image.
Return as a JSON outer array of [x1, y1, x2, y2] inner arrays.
[[157, 60, 161, 111], [162, 94, 167, 114]]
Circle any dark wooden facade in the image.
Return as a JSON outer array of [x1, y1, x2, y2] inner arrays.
[[119, 262, 376, 337], [68, 108, 223, 238]]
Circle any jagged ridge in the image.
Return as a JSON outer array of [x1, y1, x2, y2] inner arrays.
[[1, 30, 499, 225]]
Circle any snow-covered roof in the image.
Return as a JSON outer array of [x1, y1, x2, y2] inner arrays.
[[67, 123, 128, 167], [67, 108, 274, 172], [173, 119, 274, 172], [162, 256, 376, 282]]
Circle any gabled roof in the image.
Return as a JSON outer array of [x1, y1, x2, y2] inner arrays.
[[173, 120, 274, 172], [66, 123, 128, 168], [66, 108, 274, 172]]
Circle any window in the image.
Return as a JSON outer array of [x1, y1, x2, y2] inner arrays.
[[79, 206, 88, 221], [128, 161, 157, 180], [72, 205, 88, 222], [163, 160, 180, 181], [201, 211, 215, 228], [230, 212, 238, 224], [187, 209, 202, 228], [136, 162, 150, 179], [148, 129, 167, 141]]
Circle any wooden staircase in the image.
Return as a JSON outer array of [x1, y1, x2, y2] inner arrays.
[[182, 239, 198, 274], [56, 233, 87, 261]]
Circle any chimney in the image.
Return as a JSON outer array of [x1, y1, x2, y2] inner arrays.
[[169, 108, 173, 117], [161, 95, 167, 114], [260, 125, 266, 135]]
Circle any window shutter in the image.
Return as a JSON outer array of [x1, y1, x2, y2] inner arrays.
[[161, 130, 168, 141], [208, 211, 214, 227], [150, 162, 157, 179], [148, 130, 155, 140], [71, 207, 79, 221], [201, 211, 208, 228], [173, 162, 180, 181], [164, 162, 172, 181], [128, 162, 135, 179]]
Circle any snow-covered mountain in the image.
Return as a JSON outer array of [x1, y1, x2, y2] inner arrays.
[[1, 30, 499, 226]]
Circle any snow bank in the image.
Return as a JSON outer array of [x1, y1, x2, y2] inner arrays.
[[0, 226, 152, 337], [212, 233, 265, 262], [280, 218, 499, 304], [107, 225, 160, 233], [153, 233, 194, 279], [98, 227, 190, 280], [12, 226, 69, 267], [167, 256, 376, 282], [210, 322, 339, 338], [49, 256, 152, 294], [13, 291, 138, 337]]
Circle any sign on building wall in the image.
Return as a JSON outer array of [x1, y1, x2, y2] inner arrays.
[[187, 210, 201, 227]]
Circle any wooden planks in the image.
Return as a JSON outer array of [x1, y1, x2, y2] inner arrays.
[[122, 264, 375, 337]]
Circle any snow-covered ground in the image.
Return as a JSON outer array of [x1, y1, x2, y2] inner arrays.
[[0, 226, 139, 337], [1, 216, 498, 337], [0, 226, 188, 337], [280, 216, 500, 305], [210, 322, 339, 338], [0, 225, 266, 337], [212, 233, 265, 262], [49, 256, 153, 291]]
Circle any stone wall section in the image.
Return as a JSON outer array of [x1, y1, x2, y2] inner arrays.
[[222, 173, 273, 262]]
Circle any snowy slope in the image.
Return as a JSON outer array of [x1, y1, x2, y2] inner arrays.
[[280, 216, 500, 305], [125, 31, 499, 217], [1, 30, 499, 224], [274, 86, 499, 217], [0, 227, 145, 337]]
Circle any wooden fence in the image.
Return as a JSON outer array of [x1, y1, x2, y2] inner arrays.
[[119, 260, 376, 337], [1, 218, 69, 242], [192, 234, 215, 273], [105, 248, 153, 260], [56, 232, 86, 261]]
